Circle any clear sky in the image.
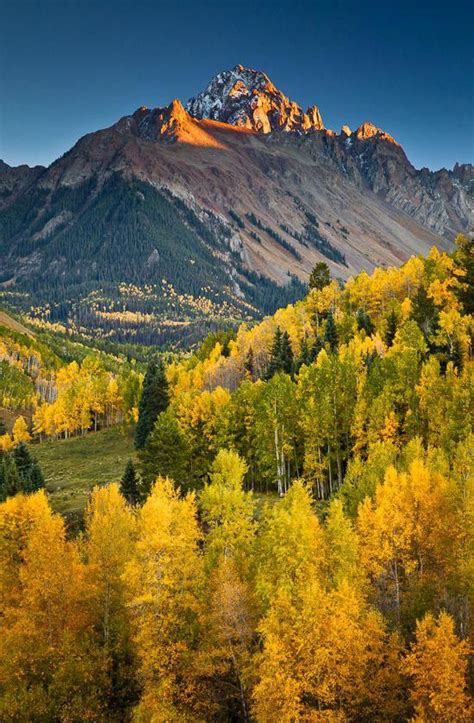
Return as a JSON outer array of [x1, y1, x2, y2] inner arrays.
[[1, 0, 473, 171]]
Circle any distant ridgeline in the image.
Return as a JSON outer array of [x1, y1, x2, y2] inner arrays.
[[1, 65, 472, 348], [0, 174, 306, 348]]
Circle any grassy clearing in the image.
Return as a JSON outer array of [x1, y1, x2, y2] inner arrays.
[[34, 426, 136, 517], [33, 426, 279, 532]]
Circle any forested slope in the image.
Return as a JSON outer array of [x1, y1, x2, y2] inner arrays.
[[0, 238, 472, 720]]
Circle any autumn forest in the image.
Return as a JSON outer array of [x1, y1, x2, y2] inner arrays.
[[0, 237, 472, 721]]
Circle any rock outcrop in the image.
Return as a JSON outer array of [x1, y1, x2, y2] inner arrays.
[[186, 64, 325, 133]]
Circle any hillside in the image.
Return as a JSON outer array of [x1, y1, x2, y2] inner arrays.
[[0, 308, 144, 439], [1, 65, 471, 346], [35, 426, 135, 518], [0, 243, 472, 720]]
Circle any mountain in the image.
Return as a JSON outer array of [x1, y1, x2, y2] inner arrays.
[[186, 64, 325, 133], [1, 65, 472, 347]]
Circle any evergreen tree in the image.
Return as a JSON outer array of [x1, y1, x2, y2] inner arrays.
[[311, 335, 323, 362], [385, 309, 398, 347], [309, 261, 331, 290], [25, 463, 45, 493], [411, 285, 439, 340], [280, 331, 294, 376], [324, 310, 338, 352], [120, 460, 140, 506], [134, 359, 169, 449], [13, 442, 35, 481], [265, 328, 293, 378], [244, 347, 254, 380], [11, 443, 45, 494], [296, 336, 312, 371], [356, 309, 375, 336], [453, 234, 474, 315], [0, 453, 21, 501], [139, 409, 189, 494], [266, 327, 283, 379]]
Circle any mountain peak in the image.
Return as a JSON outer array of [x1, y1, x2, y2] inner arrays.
[[186, 65, 324, 134], [355, 121, 399, 145]]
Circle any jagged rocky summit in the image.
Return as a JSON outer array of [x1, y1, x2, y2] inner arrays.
[[186, 64, 324, 133], [0, 64, 472, 346]]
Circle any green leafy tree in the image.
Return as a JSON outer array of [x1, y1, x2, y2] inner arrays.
[[120, 459, 140, 505], [134, 359, 169, 449]]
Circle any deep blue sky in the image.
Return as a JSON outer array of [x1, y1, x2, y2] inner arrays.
[[1, 0, 473, 170]]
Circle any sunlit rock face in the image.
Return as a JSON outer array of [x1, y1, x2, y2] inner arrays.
[[0, 63, 472, 322], [186, 64, 325, 133]]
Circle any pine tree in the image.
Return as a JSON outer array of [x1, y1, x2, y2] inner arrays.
[[280, 330, 294, 376], [324, 309, 338, 352], [0, 454, 22, 501], [311, 335, 323, 362], [8, 443, 45, 494], [13, 442, 35, 481], [266, 328, 294, 378], [120, 459, 140, 505], [265, 327, 283, 379], [385, 309, 398, 347], [139, 409, 189, 493], [412, 285, 439, 339], [453, 234, 474, 315], [244, 347, 254, 380], [296, 336, 312, 371], [134, 359, 169, 449], [26, 463, 45, 493], [309, 261, 331, 290], [356, 309, 375, 336]]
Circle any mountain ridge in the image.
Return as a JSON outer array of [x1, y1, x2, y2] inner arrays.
[[0, 64, 472, 346]]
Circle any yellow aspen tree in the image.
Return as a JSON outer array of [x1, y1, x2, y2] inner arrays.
[[324, 498, 360, 586], [403, 611, 473, 721], [357, 460, 460, 628], [85, 483, 138, 713], [0, 433, 14, 452], [200, 557, 257, 722], [200, 448, 255, 576], [124, 478, 207, 720], [253, 580, 405, 722], [255, 481, 326, 611], [12, 415, 31, 444], [0, 491, 106, 720]]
